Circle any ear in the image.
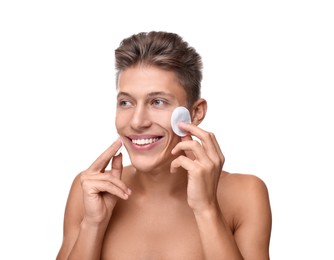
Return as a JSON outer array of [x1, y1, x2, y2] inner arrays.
[[190, 98, 207, 125]]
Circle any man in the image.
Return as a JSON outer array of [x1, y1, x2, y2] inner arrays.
[[57, 31, 272, 260]]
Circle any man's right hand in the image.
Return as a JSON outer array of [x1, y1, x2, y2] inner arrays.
[[79, 138, 131, 226]]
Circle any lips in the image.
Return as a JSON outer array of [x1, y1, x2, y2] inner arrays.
[[126, 135, 163, 147], [131, 137, 160, 145]]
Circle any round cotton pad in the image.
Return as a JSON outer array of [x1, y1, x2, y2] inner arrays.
[[171, 106, 191, 136]]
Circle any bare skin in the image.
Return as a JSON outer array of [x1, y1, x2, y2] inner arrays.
[[57, 66, 272, 260]]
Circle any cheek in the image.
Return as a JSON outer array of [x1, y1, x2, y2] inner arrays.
[[152, 110, 173, 130], [115, 111, 127, 130]]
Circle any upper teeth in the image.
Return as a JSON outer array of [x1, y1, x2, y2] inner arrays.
[[132, 138, 159, 145]]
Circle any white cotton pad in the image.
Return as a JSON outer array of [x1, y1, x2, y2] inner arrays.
[[171, 106, 191, 136], [115, 140, 123, 156]]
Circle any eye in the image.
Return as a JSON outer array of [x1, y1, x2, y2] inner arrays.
[[118, 100, 132, 108], [151, 99, 167, 107]]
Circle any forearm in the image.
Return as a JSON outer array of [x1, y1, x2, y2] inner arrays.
[[194, 205, 244, 260], [67, 220, 108, 260]]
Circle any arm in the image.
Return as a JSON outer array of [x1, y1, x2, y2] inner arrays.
[[56, 174, 110, 260], [56, 139, 131, 260], [171, 123, 271, 259], [194, 204, 243, 259], [56, 173, 109, 260], [197, 174, 272, 260], [228, 174, 271, 259]]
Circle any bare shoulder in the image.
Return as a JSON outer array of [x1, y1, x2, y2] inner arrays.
[[217, 171, 272, 258], [62, 172, 84, 222], [56, 172, 84, 259], [218, 171, 270, 200], [217, 171, 271, 219]]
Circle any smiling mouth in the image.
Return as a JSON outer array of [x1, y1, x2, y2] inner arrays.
[[129, 137, 162, 146]]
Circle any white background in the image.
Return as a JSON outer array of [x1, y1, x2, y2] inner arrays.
[[0, 1, 333, 259]]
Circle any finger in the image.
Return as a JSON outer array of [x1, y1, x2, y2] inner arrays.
[[178, 135, 196, 160], [88, 138, 122, 172], [180, 134, 192, 142], [178, 122, 206, 138], [172, 140, 208, 161], [170, 155, 198, 174], [210, 133, 225, 166], [111, 152, 123, 179], [82, 179, 130, 200], [81, 171, 131, 195], [178, 122, 220, 160]]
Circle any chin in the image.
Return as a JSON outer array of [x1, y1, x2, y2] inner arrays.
[[129, 157, 159, 173], [128, 153, 171, 173]]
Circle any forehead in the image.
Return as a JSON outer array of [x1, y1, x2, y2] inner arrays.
[[117, 66, 187, 100]]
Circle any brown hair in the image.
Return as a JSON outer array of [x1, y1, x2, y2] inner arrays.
[[115, 31, 203, 106]]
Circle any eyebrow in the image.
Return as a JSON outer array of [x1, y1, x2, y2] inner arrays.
[[117, 92, 131, 99], [147, 91, 175, 98], [117, 91, 176, 99]]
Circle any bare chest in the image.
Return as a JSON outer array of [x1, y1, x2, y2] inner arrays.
[[101, 199, 205, 260]]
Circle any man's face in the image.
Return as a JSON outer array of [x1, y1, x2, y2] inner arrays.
[[115, 65, 188, 172]]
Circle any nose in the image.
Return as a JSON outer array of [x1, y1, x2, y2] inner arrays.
[[130, 105, 152, 130]]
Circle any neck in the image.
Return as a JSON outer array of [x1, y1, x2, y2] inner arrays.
[[132, 165, 188, 198]]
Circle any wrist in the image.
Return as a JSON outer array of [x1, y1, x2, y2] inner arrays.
[[193, 203, 221, 220], [81, 217, 109, 231]]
